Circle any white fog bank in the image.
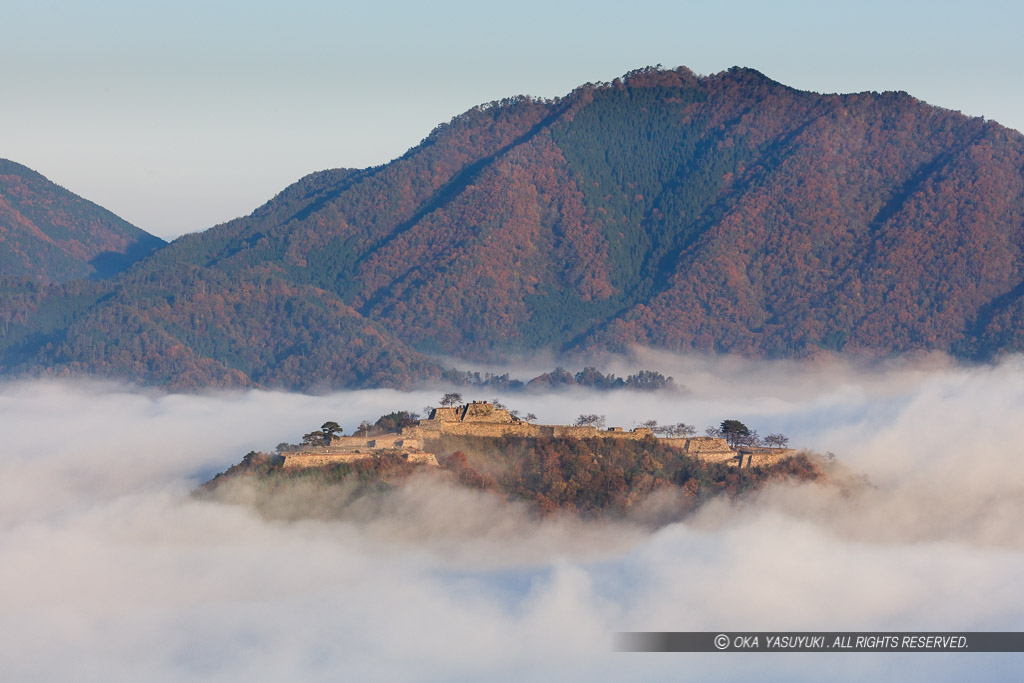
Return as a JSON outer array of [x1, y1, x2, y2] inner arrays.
[[2, 357, 1024, 681]]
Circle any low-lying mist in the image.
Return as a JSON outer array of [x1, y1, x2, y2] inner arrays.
[[2, 355, 1024, 681]]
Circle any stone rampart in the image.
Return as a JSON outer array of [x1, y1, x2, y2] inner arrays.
[[409, 419, 660, 441], [404, 452, 440, 465], [281, 402, 795, 472], [283, 449, 439, 469], [550, 425, 600, 439], [430, 406, 460, 422], [326, 434, 421, 451], [282, 433, 439, 469], [461, 401, 514, 423], [430, 402, 515, 424], [412, 421, 540, 439], [282, 452, 367, 468], [736, 448, 798, 468], [679, 436, 732, 453]]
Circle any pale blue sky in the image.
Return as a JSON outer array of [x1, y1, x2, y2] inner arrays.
[[2, 0, 1021, 239]]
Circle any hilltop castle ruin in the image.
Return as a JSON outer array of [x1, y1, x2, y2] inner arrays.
[[281, 401, 794, 469]]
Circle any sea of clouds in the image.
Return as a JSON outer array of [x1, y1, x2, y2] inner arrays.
[[3, 355, 1024, 681]]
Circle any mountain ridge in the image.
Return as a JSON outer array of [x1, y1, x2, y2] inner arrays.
[[3, 65, 1024, 389], [0, 159, 165, 283]]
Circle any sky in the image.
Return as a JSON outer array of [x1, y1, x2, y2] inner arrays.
[[2, 0, 1022, 240], [4, 356, 1024, 680]]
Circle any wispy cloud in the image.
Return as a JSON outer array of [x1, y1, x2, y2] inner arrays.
[[2, 358, 1023, 681]]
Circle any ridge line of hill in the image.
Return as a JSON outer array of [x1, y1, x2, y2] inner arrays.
[[3, 65, 1024, 389]]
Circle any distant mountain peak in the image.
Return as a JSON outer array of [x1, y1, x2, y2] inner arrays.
[[0, 159, 165, 283], [4, 68, 1024, 389]]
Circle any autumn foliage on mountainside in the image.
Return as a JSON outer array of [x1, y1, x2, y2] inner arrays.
[[0, 267, 445, 390], [0, 159, 164, 283], [5, 66, 1024, 389]]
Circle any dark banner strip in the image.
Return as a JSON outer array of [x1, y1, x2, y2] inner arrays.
[[617, 632, 1024, 653]]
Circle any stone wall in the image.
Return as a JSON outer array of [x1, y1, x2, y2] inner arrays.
[[283, 433, 793, 471], [430, 406, 460, 422], [405, 421, 667, 441], [282, 433, 438, 469], [461, 401, 514, 423], [411, 421, 541, 439], [679, 436, 732, 453], [404, 452, 441, 466], [282, 451, 366, 468], [696, 450, 744, 465], [736, 447, 798, 468], [549, 425, 599, 438], [282, 402, 794, 472], [430, 402, 515, 423], [282, 448, 439, 469], [325, 434, 421, 450]]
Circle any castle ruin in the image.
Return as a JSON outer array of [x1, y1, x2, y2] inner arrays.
[[280, 401, 795, 469]]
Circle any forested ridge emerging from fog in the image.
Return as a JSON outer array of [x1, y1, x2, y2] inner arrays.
[[4, 66, 1024, 389]]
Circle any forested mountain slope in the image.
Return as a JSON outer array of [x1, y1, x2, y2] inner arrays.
[[0, 159, 165, 283], [4, 66, 1024, 389]]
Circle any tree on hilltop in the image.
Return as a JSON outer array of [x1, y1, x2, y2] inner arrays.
[[301, 420, 343, 447], [720, 420, 753, 448], [643, 420, 696, 437], [764, 433, 790, 448], [440, 392, 463, 407], [299, 431, 322, 447], [574, 414, 606, 428], [663, 422, 696, 437], [374, 411, 419, 433], [321, 421, 343, 438]]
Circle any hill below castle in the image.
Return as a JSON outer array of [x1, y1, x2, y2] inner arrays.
[[4, 66, 1024, 389], [197, 403, 825, 522]]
